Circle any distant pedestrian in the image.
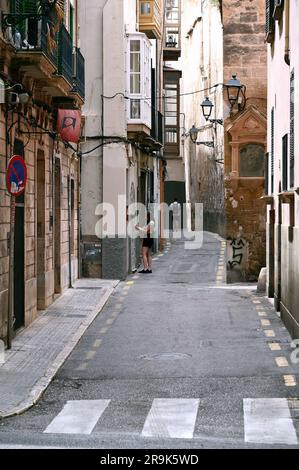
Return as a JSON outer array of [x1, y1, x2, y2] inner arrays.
[[135, 212, 155, 274], [170, 198, 181, 232]]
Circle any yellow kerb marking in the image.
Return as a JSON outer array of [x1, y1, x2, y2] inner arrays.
[[269, 343, 281, 351], [265, 330, 275, 337], [126, 281, 134, 286], [275, 357, 289, 367], [284, 375, 297, 387], [86, 350, 97, 360]]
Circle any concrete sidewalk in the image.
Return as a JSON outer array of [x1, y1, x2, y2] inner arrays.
[[0, 279, 119, 418]]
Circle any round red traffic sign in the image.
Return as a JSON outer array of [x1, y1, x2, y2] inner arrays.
[[6, 155, 27, 197]]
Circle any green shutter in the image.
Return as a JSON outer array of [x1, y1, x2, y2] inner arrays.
[[22, 1, 38, 14], [11, 0, 22, 14], [11, 0, 38, 14]]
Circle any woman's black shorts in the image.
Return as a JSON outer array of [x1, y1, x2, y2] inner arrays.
[[142, 238, 154, 248]]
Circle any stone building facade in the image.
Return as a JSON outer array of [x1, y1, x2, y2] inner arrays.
[[223, 0, 267, 282], [0, 0, 84, 342]]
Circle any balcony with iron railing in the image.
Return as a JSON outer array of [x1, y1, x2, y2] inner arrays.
[[2, 14, 58, 67], [1, 14, 85, 102]]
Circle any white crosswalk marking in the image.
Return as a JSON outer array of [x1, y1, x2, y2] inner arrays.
[[44, 400, 110, 435], [244, 398, 298, 445], [141, 399, 200, 439]]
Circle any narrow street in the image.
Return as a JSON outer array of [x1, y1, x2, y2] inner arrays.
[[0, 233, 298, 449]]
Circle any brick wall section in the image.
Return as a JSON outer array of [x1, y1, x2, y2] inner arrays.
[[223, 0, 267, 281]]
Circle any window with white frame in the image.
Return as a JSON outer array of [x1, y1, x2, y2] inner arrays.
[[127, 34, 151, 128]]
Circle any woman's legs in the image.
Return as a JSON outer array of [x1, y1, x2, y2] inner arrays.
[[142, 247, 149, 270], [147, 249, 152, 271]]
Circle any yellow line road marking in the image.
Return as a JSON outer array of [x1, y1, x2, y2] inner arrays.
[[126, 281, 134, 286], [284, 375, 297, 387], [93, 339, 102, 348], [76, 363, 87, 371], [258, 312, 267, 317], [100, 327, 108, 334], [275, 357, 289, 368], [253, 300, 261, 304], [86, 350, 97, 360], [269, 343, 281, 351], [261, 319, 271, 327], [106, 318, 115, 325], [265, 330, 276, 337]]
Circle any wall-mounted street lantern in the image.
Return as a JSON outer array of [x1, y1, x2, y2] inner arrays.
[[200, 75, 246, 124], [201, 96, 223, 125], [188, 125, 214, 148], [189, 124, 199, 143], [225, 74, 246, 111]]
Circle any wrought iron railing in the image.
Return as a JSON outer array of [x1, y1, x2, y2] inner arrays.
[[2, 14, 85, 99], [151, 110, 164, 145], [2, 14, 58, 66], [72, 47, 85, 100], [57, 24, 74, 87]]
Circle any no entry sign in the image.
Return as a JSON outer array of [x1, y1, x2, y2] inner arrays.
[[6, 155, 27, 197]]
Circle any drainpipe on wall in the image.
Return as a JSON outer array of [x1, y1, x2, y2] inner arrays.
[[284, 0, 290, 66]]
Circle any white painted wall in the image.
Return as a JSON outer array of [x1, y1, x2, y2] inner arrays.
[[267, 1, 299, 226]]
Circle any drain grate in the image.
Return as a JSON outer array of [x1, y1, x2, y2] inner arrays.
[[138, 352, 192, 361]]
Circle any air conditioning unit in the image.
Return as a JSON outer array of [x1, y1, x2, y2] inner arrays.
[[273, 0, 284, 21]]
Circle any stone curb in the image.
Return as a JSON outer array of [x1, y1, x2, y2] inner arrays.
[[0, 282, 119, 419]]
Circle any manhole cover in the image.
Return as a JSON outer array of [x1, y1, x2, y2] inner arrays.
[[138, 352, 192, 361]]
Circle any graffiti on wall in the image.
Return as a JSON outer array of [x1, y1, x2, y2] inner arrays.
[[228, 238, 246, 269]]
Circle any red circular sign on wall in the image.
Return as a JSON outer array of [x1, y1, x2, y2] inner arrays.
[[6, 155, 27, 197]]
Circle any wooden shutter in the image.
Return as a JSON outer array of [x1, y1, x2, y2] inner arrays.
[[266, 0, 275, 43], [290, 70, 295, 188]]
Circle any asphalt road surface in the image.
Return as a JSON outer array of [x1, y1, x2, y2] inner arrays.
[[0, 232, 298, 449]]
